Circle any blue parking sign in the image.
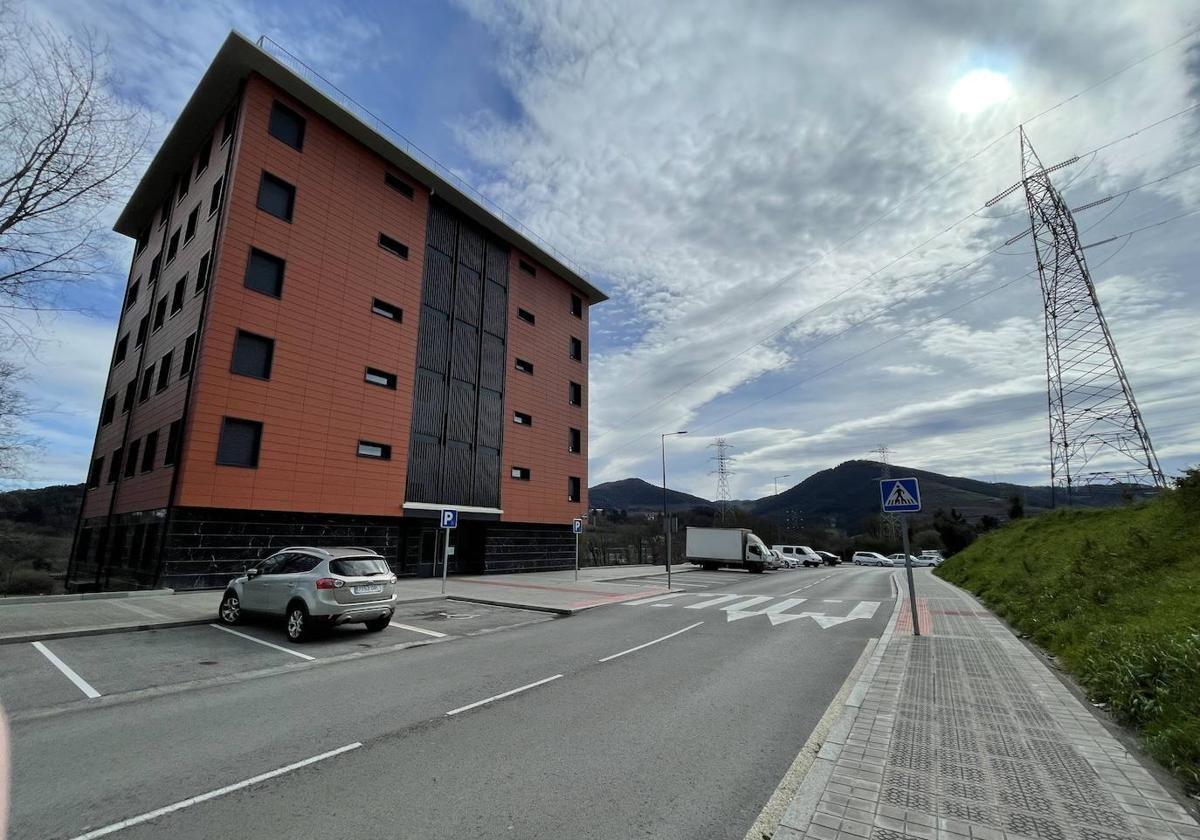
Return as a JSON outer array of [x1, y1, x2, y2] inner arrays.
[[880, 478, 921, 513], [440, 509, 458, 529], [572, 518, 583, 534]]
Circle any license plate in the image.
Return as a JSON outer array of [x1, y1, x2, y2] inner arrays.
[[352, 584, 383, 595]]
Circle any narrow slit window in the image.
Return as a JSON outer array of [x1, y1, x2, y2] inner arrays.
[[171, 277, 186, 315], [179, 333, 197, 378], [87, 456, 104, 489], [121, 380, 136, 413], [364, 367, 397, 389], [384, 172, 414, 198], [156, 351, 173, 393], [357, 440, 392, 460], [125, 279, 140, 310], [114, 335, 129, 366], [164, 420, 182, 466], [209, 177, 223, 216], [101, 395, 116, 426], [195, 252, 210, 295], [515, 358, 533, 375], [571, 294, 583, 318], [513, 411, 532, 426], [139, 364, 155, 402], [166, 229, 180, 262], [569, 427, 581, 453], [371, 298, 402, 321], [195, 138, 211, 176], [124, 439, 141, 478], [569, 381, 582, 406], [153, 295, 167, 330], [569, 336, 582, 361], [511, 466, 531, 480], [184, 205, 199, 242], [141, 430, 158, 473], [517, 308, 535, 325], [107, 448, 123, 483], [568, 476, 581, 503], [136, 314, 149, 348], [378, 233, 408, 259], [518, 260, 535, 276]]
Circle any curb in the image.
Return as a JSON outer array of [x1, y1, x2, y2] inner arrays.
[[0, 618, 214, 646], [0, 589, 175, 606], [446, 595, 574, 616], [771, 571, 904, 839]]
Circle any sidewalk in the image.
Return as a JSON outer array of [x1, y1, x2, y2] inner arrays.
[[775, 569, 1199, 840], [0, 563, 674, 644]]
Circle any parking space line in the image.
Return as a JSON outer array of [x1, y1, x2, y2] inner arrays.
[[446, 674, 564, 716], [110, 599, 167, 619], [67, 742, 362, 840], [209, 624, 315, 661], [598, 621, 704, 663], [31, 641, 101, 699], [389, 621, 447, 638]]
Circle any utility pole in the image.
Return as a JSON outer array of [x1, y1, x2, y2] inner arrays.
[[709, 438, 735, 524], [661, 431, 687, 589], [773, 474, 790, 497], [989, 127, 1165, 502]]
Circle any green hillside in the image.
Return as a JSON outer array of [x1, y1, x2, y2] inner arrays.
[[935, 471, 1200, 791], [0, 483, 83, 596], [589, 478, 712, 512]]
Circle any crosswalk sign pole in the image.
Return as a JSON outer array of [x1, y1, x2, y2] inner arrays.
[[900, 514, 920, 636]]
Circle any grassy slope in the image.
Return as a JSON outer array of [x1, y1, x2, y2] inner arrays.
[[935, 485, 1200, 791]]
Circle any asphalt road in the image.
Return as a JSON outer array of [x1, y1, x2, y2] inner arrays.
[[6, 565, 895, 840]]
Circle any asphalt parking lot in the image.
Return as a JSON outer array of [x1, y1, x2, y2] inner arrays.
[[0, 599, 553, 715]]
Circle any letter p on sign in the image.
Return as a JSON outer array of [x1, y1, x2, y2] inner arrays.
[[441, 509, 458, 529]]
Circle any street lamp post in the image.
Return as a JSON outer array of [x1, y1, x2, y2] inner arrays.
[[661, 431, 688, 590], [773, 473, 791, 497]]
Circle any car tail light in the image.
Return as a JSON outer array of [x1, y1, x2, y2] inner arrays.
[[315, 578, 344, 590]]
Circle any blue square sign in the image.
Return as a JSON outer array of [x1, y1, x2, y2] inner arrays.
[[880, 478, 921, 513], [440, 509, 458, 529], [572, 518, 583, 534]]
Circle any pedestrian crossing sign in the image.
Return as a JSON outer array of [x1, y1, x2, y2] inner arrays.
[[880, 477, 921, 512]]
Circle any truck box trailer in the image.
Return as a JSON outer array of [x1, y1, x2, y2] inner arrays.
[[685, 527, 774, 573]]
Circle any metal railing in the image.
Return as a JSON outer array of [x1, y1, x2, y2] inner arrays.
[[255, 35, 589, 282]]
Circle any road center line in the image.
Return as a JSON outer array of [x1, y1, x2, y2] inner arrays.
[[67, 742, 362, 840], [31, 641, 101, 699], [783, 574, 834, 597], [209, 624, 315, 661], [597, 621, 704, 663], [389, 621, 447, 638], [446, 674, 564, 716]]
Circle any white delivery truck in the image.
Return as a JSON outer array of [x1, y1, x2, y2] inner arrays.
[[686, 527, 775, 573]]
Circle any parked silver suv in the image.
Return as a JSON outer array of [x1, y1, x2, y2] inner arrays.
[[218, 547, 398, 641]]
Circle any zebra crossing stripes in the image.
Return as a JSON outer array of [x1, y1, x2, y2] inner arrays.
[[623, 591, 881, 629]]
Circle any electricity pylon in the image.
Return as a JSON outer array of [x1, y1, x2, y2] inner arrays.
[[710, 438, 735, 524]]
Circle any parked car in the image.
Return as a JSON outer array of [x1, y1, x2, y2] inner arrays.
[[770, 549, 797, 569], [772, 545, 822, 567], [886, 553, 928, 567], [919, 550, 945, 565], [815, 550, 841, 566], [218, 547, 398, 641], [852, 551, 892, 567]]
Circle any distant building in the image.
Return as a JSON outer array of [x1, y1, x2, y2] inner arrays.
[[67, 33, 606, 592]]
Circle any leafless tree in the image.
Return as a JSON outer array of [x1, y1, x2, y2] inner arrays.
[[0, 354, 29, 476]]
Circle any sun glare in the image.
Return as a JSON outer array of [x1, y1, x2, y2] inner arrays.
[[949, 68, 1012, 115]]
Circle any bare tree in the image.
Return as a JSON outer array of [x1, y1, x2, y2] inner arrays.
[[0, 354, 29, 476]]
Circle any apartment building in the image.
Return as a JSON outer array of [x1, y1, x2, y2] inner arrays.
[[66, 32, 606, 592]]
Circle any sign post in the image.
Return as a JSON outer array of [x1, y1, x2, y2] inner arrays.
[[572, 518, 583, 581], [880, 477, 921, 636], [440, 509, 458, 594]]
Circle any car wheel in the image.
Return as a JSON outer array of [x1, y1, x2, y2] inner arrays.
[[218, 591, 241, 625], [286, 602, 311, 642], [364, 615, 390, 632]]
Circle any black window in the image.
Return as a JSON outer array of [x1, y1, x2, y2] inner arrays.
[[153, 295, 167, 331], [156, 351, 173, 393], [515, 358, 533, 374], [209, 177, 223, 216], [166, 229, 180, 262], [221, 107, 236, 143], [135, 314, 150, 347], [378, 233, 408, 259], [330, 557, 389, 576], [141, 430, 158, 473], [281, 553, 321, 574], [513, 411, 532, 426], [384, 172, 414, 198], [519, 260, 535, 276], [371, 298, 402, 321], [87, 456, 103, 489], [257, 172, 295, 222], [107, 447, 123, 483], [217, 417, 262, 467], [149, 253, 162, 282], [121, 380, 136, 413], [245, 248, 285, 297], [568, 476, 581, 503], [231, 330, 274, 380], [357, 440, 391, 459], [124, 439, 141, 478], [164, 420, 182, 466], [139, 364, 155, 402], [268, 101, 306, 150], [195, 252, 211, 295], [570, 336, 582, 360], [135, 228, 150, 255], [101, 395, 116, 426], [125, 279, 140, 310], [569, 427, 581, 453], [569, 381, 582, 406], [180, 333, 197, 377], [114, 334, 129, 366], [159, 197, 170, 228], [177, 171, 188, 202], [196, 138, 211, 176], [517, 308, 535, 325], [364, 367, 397, 389], [185, 205, 199, 242], [511, 466, 531, 480], [571, 294, 583, 318], [171, 277, 186, 315]]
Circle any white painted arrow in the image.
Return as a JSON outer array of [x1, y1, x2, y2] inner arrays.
[[724, 597, 807, 622], [805, 601, 880, 628]]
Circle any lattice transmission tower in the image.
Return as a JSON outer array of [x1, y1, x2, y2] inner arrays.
[[710, 438, 736, 524], [989, 127, 1165, 505], [870, 445, 900, 539]]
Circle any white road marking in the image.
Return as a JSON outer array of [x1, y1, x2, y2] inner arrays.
[[665, 582, 709, 588], [783, 574, 834, 597], [389, 621, 447, 638], [725, 598, 808, 623], [822, 599, 843, 603], [718, 596, 774, 613], [622, 592, 688, 606], [446, 674, 564, 716], [67, 742, 362, 840], [110, 599, 167, 619], [31, 641, 101, 699], [209, 624, 315, 661], [807, 601, 881, 628], [684, 594, 742, 609], [597, 621, 704, 663]]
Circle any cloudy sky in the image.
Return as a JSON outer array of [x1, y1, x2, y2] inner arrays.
[[8, 0, 1199, 500]]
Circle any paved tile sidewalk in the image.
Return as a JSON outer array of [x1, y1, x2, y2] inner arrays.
[[775, 569, 1198, 840]]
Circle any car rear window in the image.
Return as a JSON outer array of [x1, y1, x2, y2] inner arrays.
[[329, 557, 391, 576]]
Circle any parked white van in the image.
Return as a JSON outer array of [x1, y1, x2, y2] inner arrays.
[[772, 545, 823, 567]]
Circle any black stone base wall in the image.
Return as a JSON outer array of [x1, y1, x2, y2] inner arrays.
[[483, 523, 575, 573]]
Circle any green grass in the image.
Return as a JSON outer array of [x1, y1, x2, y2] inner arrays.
[[935, 475, 1200, 792]]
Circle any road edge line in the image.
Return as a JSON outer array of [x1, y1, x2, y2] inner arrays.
[[744, 579, 903, 840]]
